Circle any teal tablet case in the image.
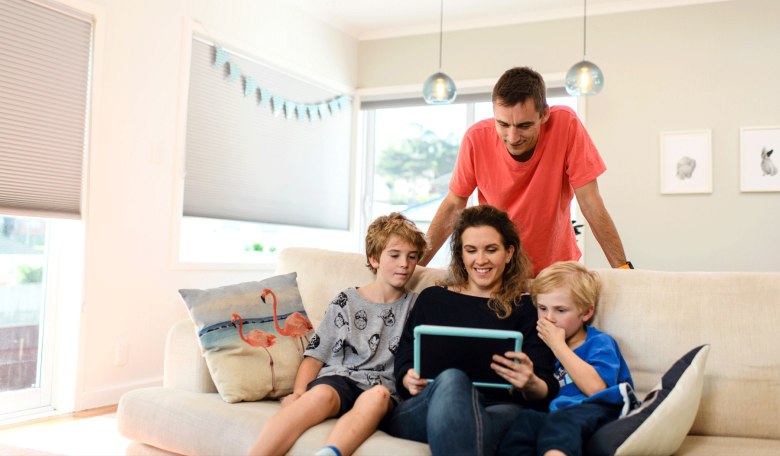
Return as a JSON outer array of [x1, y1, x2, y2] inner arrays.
[[413, 325, 524, 389]]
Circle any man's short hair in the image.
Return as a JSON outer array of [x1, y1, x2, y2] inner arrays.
[[531, 261, 601, 317], [492, 66, 548, 114], [364, 212, 427, 274]]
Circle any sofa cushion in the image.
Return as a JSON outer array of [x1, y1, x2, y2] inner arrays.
[[117, 387, 432, 456], [179, 272, 314, 402], [585, 345, 710, 456]]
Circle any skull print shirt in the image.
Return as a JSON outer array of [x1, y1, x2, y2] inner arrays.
[[304, 287, 418, 402]]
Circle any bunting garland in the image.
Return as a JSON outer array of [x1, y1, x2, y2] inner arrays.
[[212, 43, 349, 122]]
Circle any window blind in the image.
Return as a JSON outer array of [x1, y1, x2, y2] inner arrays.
[[183, 36, 352, 230], [0, 0, 93, 219], [360, 87, 569, 111]]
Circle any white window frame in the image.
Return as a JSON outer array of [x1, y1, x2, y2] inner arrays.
[[169, 18, 363, 271], [355, 73, 588, 258], [0, 0, 103, 421]]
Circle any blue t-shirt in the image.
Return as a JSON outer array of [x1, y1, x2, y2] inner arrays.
[[550, 325, 633, 411]]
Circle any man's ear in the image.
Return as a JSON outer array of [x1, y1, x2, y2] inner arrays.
[[540, 106, 551, 124], [581, 305, 595, 323]]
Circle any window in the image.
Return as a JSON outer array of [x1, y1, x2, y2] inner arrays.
[[175, 34, 354, 267], [0, 0, 94, 415], [362, 92, 579, 268]]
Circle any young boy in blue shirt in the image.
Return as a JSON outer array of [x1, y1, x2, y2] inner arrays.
[[249, 213, 427, 456], [498, 261, 636, 456]]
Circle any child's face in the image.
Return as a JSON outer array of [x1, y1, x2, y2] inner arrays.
[[369, 235, 420, 290], [535, 287, 593, 343]]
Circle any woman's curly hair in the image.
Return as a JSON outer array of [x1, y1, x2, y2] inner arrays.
[[439, 205, 533, 318]]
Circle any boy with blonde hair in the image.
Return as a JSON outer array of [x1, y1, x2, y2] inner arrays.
[[249, 213, 427, 456], [498, 261, 636, 456]]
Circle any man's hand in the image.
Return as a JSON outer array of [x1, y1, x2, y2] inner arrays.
[[280, 392, 301, 408], [537, 318, 567, 352], [491, 351, 534, 390], [402, 368, 429, 396]]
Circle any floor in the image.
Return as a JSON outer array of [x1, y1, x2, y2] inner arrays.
[[0, 406, 130, 456]]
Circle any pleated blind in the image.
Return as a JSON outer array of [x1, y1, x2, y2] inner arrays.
[[0, 0, 93, 219], [360, 87, 569, 110], [183, 36, 352, 230]]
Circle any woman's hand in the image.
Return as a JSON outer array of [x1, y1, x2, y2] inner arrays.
[[491, 351, 535, 390], [280, 392, 301, 408], [402, 368, 429, 396], [536, 318, 567, 352]]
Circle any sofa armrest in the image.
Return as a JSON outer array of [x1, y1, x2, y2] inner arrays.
[[163, 318, 217, 394]]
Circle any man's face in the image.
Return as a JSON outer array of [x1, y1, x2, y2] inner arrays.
[[494, 99, 550, 159]]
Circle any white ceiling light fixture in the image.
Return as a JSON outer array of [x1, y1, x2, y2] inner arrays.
[[422, 0, 457, 104], [565, 0, 604, 96]]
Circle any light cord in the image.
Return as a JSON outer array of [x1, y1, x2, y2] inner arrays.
[[438, 0, 444, 70], [583, 0, 587, 59]]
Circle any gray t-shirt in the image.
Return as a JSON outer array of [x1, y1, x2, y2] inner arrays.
[[304, 287, 417, 402]]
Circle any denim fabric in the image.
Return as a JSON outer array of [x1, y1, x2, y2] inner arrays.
[[497, 400, 622, 456], [387, 369, 521, 456]]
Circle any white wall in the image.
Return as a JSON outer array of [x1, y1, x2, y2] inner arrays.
[[357, 0, 780, 273], [75, 0, 358, 409]]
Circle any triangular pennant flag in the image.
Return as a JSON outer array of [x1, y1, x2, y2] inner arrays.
[[338, 96, 349, 110], [260, 88, 272, 109], [318, 103, 329, 119], [296, 104, 307, 122], [284, 101, 295, 120], [272, 96, 284, 116], [214, 44, 229, 68], [228, 61, 241, 82], [308, 105, 319, 121], [244, 75, 257, 98], [328, 99, 340, 113]]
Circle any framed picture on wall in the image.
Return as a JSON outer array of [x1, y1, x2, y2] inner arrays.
[[740, 126, 780, 192], [660, 130, 712, 194]]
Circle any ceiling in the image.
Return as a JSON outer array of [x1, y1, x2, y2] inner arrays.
[[286, 0, 732, 41]]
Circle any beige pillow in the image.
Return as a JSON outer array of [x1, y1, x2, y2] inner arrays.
[[585, 345, 710, 456], [179, 272, 314, 403]]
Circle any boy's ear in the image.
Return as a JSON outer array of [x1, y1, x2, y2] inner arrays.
[[369, 256, 380, 270], [580, 305, 595, 323]]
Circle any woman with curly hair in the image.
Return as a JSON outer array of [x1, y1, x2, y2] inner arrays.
[[387, 205, 559, 456]]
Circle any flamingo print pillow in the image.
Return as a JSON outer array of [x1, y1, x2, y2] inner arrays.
[[179, 272, 314, 403]]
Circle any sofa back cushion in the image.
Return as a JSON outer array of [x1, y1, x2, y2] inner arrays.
[[275, 248, 447, 328], [593, 269, 780, 440]]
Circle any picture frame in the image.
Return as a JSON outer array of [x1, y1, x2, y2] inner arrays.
[[740, 126, 780, 192], [660, 130, 712, 194]]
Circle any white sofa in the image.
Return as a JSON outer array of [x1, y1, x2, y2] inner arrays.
[[117, 248, 780, 455]]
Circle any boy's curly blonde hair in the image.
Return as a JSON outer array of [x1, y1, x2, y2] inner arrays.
[[531, 261, 601, 319], [365, 213, 427, 274]]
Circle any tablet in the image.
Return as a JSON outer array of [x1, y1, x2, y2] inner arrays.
[[413, 325, 523, 389]]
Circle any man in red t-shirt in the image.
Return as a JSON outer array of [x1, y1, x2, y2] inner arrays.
[[420, 67, 630, 276]]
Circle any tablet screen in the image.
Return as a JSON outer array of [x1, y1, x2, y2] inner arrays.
[[414, 325, 523, 389]]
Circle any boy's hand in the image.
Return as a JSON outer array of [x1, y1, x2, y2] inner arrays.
[[537, 318, 567, 351], [280, 392, 301, 408], [491, 352, 534, 389], [403, 368, 429, 396]]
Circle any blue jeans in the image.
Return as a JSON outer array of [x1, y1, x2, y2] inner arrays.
[[386, 369, 523, 456]]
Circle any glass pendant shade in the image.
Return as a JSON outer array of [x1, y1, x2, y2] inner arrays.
[[423, 71, 457, 104], [565, 60, 604, 96]]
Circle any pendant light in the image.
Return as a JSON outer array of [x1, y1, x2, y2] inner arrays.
[[565, 0, 604, 96], [423, 0, 457, 104]]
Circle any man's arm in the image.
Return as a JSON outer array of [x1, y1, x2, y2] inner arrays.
[[573, 179, 627, 268], [419, 191, 468, 266]]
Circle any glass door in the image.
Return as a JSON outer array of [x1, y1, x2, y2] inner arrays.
[[0, 216, 56, 415]]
